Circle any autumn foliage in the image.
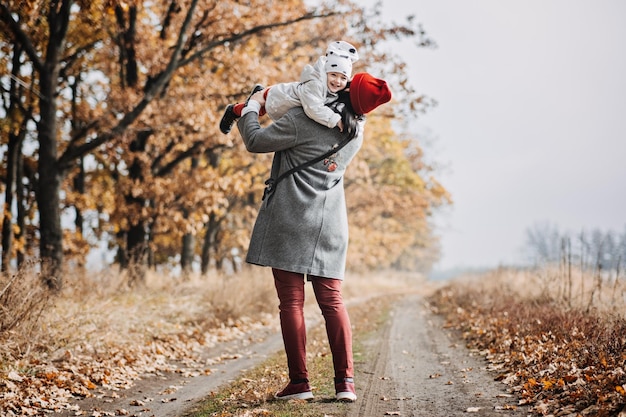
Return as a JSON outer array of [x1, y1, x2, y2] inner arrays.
[[429, 269, 626, 416], [1, 0, 445, 288]]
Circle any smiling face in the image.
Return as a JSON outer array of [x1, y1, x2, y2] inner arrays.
[[326, 72, 349, 93]]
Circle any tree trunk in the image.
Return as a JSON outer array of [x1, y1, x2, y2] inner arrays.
[[1, 136, 20, 272], [1, 43, 28, 273], [123, 129, 153, 285], [71, 76, 85, 239], [35, 0, 72, 291], [126, 222, 147, 286], [73, 159, 85, 234], [180, 157, 198, 277], [181, 232, 195, 278], [37, 63, 64, 291], [200, 213, 219, 275], [15, 153, 26, 268]]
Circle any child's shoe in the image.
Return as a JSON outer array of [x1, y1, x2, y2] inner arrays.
[[219, 84, 264, 134], [219, 104, 237, 134]]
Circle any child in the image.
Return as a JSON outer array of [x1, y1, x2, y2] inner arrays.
[[219, 41, 359, 134]]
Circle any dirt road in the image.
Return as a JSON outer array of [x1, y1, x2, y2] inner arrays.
[[351, 293, 528, 417], [57, 320, 286, 417], [60, 292, 529, 417]]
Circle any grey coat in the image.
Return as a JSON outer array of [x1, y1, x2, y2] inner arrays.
[[237, 107, 364, 279]]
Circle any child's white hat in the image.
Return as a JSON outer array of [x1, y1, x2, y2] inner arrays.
[[326, 40, 359, 63], [325, 54, 352, 77]]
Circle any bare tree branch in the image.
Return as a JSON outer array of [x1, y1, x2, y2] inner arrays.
[[58, 0, 201, 171], [178, 11, 338, 68], [0, 3, 45, 73], [58, 8, 336, 171]]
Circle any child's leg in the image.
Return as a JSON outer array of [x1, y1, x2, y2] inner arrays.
[[233, 88, 269, 117], [232, 102, 246, 117], [259, 88, 269, 116], [219, 85, 267, 134]]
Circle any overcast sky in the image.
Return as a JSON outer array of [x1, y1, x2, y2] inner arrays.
[[367, 0, 626, 271]]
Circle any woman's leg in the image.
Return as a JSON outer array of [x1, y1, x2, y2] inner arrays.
[[310, 276, 353, 379], [272, 268, 308, 381]]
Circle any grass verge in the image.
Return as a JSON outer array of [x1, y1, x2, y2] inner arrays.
[[183, 292, 398, 417]]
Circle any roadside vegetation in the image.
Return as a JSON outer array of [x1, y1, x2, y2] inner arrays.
[[429, 266, 626, 417], [0, 267, 411, 415], [1, 262, 625, 416]]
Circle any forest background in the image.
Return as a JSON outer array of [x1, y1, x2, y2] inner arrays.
[[0, 0, 450, 289]]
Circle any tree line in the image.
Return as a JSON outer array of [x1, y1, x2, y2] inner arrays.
[[525, 222, 626, 275], [0, 0, 449, 290]]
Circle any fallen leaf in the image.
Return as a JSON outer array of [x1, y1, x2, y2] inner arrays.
[[495, 405, 517, 410], [160, 386, 180, 395], [8, 371, 23, 382]]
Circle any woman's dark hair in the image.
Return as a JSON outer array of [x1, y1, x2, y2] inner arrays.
[[329, 90, 362, 141]]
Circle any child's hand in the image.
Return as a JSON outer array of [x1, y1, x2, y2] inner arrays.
[[337, 120, 344, 132]]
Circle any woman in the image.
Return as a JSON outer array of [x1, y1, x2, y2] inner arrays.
[[236, 73, 392, 402]]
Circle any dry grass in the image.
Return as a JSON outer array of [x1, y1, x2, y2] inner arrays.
[[0, 262, 51, 356], [0, 266, 425, 415], [429, 268, 626, 416], [0, 266, 279, 415], [472, 265, 626, 314]]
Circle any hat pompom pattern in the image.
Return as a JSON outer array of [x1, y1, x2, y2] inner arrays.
[[324, 54, 352, 77], [326, 40, 359, 63], [349, 73, 392, 115]]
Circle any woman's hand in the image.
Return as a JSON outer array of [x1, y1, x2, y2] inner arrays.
[[337, 120, 344, 132], [249, 89, 266, 107]]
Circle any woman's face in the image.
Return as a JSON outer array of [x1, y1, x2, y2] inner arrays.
[[327, 72, 349, 93]]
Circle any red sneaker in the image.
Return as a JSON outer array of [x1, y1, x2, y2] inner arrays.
[[275, 380, 314, 400], [335, 377, 357, 401]]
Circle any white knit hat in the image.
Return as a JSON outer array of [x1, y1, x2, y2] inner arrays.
[[326, 40, 359, 63], [324, 54, 352, 77]]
